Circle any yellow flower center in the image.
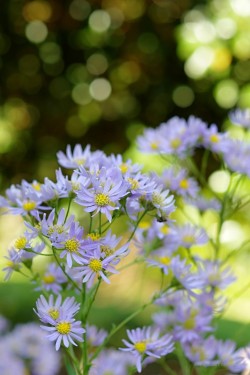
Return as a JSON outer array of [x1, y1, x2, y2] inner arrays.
[[32, 182, 41, 191], [183, 234, 195, 243], [151, 192, 163, 205], [64, 238, 80, 253], [6, 260, 14, 268], [138, 221, 150, 230], [179, 179, 189, 189], [183, 316, 196, 330], [210, 134, 219, 143], [128, 178, 139, 190], [101, 245, 114, 257], [71, 182, 81, 191], [48, 225, 65, 236], [159, 256, 171, 265], [23, 201, 37, 211], [160, 225, 169, 235], [120, 163, 129, 174], [14, 237, 27, 250], [170, 138, 181, 149], [43, 274, 56, 284], [134, 341, 147, 353], [87, 233, 100, 241], [150, 142, 159, 150], [49, 308, 60, 320], [95, 193, 110, 207], [89, 258, 102, 272], [56, 321, 71, 335], [75, 158, 85, 165]]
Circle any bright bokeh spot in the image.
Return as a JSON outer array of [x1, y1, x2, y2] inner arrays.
[[69, 0, 91, 21], [89, 78, 112, 101], [89, 10, 111, 33], [230, 0, 250, 17], [214, 80, 239, 108], [172, 86, 194, 108], [25, 21, 48, 44], [208, 170, 231, 193], [185, 47, 214, 79], [23, 0, 52, 22], [86, 53, 108, 75], [72, 83, 92, 105]]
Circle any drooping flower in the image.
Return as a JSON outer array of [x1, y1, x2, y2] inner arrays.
[[120, 326, 174, 373]]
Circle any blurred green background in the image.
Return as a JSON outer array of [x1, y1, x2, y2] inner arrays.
[[1, 0, 250, 357]]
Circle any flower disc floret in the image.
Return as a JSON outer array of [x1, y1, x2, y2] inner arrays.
[[64, 238, 80, 253], [134, 341, 147, 353], [56, 321, 71, 335], [14, 237, 27, 250], [89, 258, 102, 272], [43, 275, 56, 284], [49, 308, 60, 320], [22, 200, 37, 211], [94, 193, 110, 207]]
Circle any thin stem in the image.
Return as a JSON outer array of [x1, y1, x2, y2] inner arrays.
[[98, 212, 102, 235], [175, 344, 191, 375], [52, 246, 81, 292], [64, 197, 73, 223], [127, 209, 148, 244], [159, 359, 176, 375], [88, 214, 93, 234]]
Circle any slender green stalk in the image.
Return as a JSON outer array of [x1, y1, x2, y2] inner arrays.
[[126, 209, 148, 243], [64, 197, 73, 223], [52, 246, 81, 292], [175, 344, 191, 375]]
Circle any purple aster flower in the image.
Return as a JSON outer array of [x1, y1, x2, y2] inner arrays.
[[196, 259, 236, 290], [229, 108, 250, 128], [202, 124, 229, 153], [182, 336, 218, 366], [57, 144, 92, 169], [73, 247, 119, 286], [171, 255, 205, 290], [39, 263, 67, 293], [75, 168, 128, 222], [40, 208, 75, 244], [2, 248, 21, 280], [125, 172, 156, 198], [222, 139, 250, 176], [185, 195, 221, 211], [110, 154, 142, 177], [169, 223, 208, 249], [149, 185, 175, 218], [137, 127, 166, 154], [147, 247, 175, 274], [89, 349, 133, 375], [35, 294, 80, 325], [120, 326, 174, 373], [86, 324, 108, 347], [217, 339, 246, 372], [41, 312, 85, 351], [173, 169, 200, 198]]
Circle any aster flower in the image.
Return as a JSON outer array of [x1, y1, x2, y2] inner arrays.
[[196, 259, 236, 290], [169, 223, 208, 249], [222, 139, 250, 176], [89, 349, 133, 375], [57, 144, 92, 169], [149, 185, 175, 218], [185, 195, 221, 211], [39, 263, 67, 293], [40, 208, 75, 244], [35, 294, 80, 325], [202, 124, 229, 153], [86, 324, 108, 347], [229, 108, 250, 128], [2, 248, 21, 280], [182, 336, 218, 366], [120, 326, 174, 373], [147, 247, 175, 275], [75, 169, 128, 222], [73, 247, 120, 286], [41, 312, 85, 351], [137, 128, 165, 154], [217, 339, 245, 373]]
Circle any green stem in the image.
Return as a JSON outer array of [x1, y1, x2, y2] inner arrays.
[[127, 209, 148, 243], [175, 344, 191, 375], [52, 246, 81, 292], [88, 214, 93, 234], [64, 197, 73, 223], [159, 359, 176, 375]]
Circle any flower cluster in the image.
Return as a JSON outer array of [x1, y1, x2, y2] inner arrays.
[[2, 108, 250, 374]]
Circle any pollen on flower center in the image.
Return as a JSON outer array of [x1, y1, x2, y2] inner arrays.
[[32, 182, 41, 191], [179, 179, 189, 189], [101, 245, 113, 256], [159, 256, 171, 265], [48, 225, 65, 235], [22, 201, 37, 211], [183, 234, 195, 243], [120, 163, 129, 173], [128, 178, 139, 190], [87, 232, 100, 241], [183, 317, 196, 330], [95, 193, 110, 207], [56, 321, 71, 335], [89, 258, 102, 272], [64, 238, 80, 253], [150, 142, 159, 150], [210, 134, 219, 143], [14, 237, 27, 250], [43, 274, 56, 284], [134, 341, 147, 353], [151, 192, 163, 205], [160, 225, 169, 235], [171, 138, 181, 148], [49, 308, 59, 320]]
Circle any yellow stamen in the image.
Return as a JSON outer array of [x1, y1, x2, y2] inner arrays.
[[210, 134, 219, 143], [120, 163, 129, 174], [183, 234, 195, 243], [138, 221, 150, 230], [101, 245, 113, 257], [23, 201, 36, 211], [14, 237, 27, 250], [43, 274, 56, 284], [170, 138, 181, 148], [159, 256, 171, 266], [56, 321, 71, 334], [150, 142, 159, 150], [32, 182, 41, 191], [151, 192, 163, 205], [134, 341, 147, 353], [128, 178, 139, 190], [179, 179, 189, 189], [48, 225, 65, 235], [95, 193, 110, 207], [64, 238, 79, 253], [49, 308, 59, 320], [89, 258, 102, 272], [160, 225, 169, 235], [87, 233, 100, 241]]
